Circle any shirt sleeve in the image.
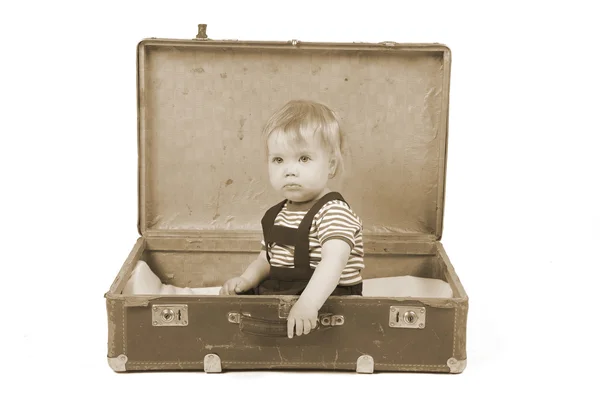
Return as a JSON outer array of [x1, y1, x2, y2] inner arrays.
[[315, 200, 362, 250]]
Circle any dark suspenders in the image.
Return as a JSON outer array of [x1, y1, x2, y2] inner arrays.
[[260, 192, 347, 282]]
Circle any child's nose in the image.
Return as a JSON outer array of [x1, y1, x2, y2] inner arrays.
[[284, 164, 298, 177]]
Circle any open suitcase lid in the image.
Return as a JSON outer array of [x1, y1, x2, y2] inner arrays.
[[137, 26, 451, 242]]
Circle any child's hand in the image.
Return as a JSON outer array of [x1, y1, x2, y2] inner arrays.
[[219, 277, 253, 295], [287, 299, 318, 338]]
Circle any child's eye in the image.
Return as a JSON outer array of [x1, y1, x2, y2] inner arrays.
[[272, 157, 283, 164], [299, 156, 310, 163]]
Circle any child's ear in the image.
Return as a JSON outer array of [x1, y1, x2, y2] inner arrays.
[[328, 158, 337, 178]]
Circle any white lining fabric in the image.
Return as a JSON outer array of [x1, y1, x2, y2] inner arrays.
[[122, 260, 453, 298]]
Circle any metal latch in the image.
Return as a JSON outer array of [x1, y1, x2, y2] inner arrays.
[[152, 304, 188, 326], [389, 306, 426, 329]]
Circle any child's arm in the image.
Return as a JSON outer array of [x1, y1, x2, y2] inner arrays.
[[286, 239, 351, 337], [220, 250, 270, 295], [299, 239, 351, 309], [240, 250, 270, 287]]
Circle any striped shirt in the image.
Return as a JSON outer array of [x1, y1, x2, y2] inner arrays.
[[261, 199, 365, 285]]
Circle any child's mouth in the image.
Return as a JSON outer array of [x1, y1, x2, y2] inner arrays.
[[284, 184, 301, 189]]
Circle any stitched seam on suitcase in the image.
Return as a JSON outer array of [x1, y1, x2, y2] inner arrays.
[[129, 362, 205, 365], [122, 302, 126, 354], [376, 364, 446, 368], [126, 361, 446, 368], [107, 299, 116, 356], [222, 362, 446, 367], [452, 307, 457, 357]]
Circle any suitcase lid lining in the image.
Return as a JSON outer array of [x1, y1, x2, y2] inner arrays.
[[137, 39, 450, 241]]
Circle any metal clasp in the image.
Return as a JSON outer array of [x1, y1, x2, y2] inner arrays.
[[152, 304, 188, 326], [389, 306, 426, 329]]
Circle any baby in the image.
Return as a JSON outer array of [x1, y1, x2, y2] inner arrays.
[[220, 100, 365, 339]]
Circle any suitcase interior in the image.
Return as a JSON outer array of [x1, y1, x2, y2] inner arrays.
[[110, 235, 465, 300], [144, 245, 445, 288]]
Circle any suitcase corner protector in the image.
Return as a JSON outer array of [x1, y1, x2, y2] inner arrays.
[[108, 354, 128, 372], [447, 357, 466, 374]]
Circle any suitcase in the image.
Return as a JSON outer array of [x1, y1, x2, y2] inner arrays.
[[105, 24, 469, 374]]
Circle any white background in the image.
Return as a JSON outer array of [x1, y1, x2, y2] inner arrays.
[[2, 0, 598, 398]]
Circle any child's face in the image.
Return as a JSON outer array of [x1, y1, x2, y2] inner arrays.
[[267, 133, 333, 203]]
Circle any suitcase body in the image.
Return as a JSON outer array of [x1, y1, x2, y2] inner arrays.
[[105, 25, 468, 373]]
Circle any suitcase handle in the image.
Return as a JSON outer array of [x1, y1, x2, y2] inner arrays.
[[235, 313, 344, 337]]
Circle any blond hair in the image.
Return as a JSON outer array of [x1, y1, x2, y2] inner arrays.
[[262, 100, 345, 178]]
